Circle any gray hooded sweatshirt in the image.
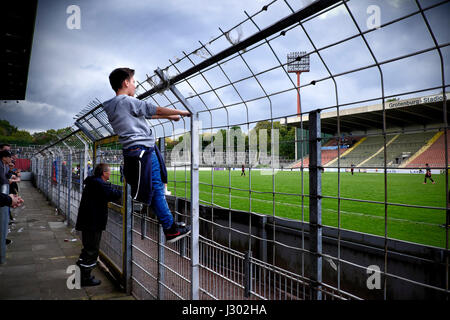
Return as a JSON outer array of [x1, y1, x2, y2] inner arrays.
[[102, 95, 158, 149]]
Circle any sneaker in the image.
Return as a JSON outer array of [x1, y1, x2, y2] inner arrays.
[[164, 223, 191, 244], [6, 239, 12, 246]]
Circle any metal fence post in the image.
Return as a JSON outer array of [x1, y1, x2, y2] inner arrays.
[[260, 216, 268, 263], [37, 157, 41, 189], [50, 151, 55, 204], [40, 157, 43, 190], [43, 156, 46, 197], [46, 155, 50, 200], [157, 137, 166, 299], [80, 150, 85, 195], [83, 143, 89, 181], [67, 152, 72, 225], [155, 67, 200, 300], [38, 157, 41, 190], [158, 224, 165, 299], [124, 184, 132, 294], [309, 110, 322, 300], [33, 157, 38, 188], [50, 152, 54, 202], [46, 154, 50, 201], [190, 112, 200, 300], [57, 155, 61, 214], [244, 250, 252, 298]]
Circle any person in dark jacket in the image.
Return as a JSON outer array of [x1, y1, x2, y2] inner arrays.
[[0, 193, 23, 208], [75, 163, 122, 286]]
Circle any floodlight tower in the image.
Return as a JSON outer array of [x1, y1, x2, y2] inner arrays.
[[287, 52, 310, 115]]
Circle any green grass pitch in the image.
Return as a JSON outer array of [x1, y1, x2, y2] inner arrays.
[[110, 167, 447, 248]]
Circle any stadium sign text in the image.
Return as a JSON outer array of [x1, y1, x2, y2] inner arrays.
[[388, 93, 449, 109]]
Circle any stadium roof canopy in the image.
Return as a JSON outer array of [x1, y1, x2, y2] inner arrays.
[[1, 0, 38, 100], [281, 93, 450, 134]]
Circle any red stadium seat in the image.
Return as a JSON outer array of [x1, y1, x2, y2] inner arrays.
[[407, 131, 449, 168]]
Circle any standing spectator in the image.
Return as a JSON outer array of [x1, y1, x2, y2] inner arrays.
[[7, 163, 20, 195], [1, 145, 15, 229], [423, 163, 435, 184], [75, 163, 122, 286], [6, 163, 20, 223], [0, 150, 19, 246], [0, 144, 11, 180], [0, 189, 23, 260]]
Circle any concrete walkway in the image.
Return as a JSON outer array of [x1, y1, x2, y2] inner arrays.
[[0, 181, 133, 300]]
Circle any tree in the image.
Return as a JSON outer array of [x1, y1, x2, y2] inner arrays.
[[0, 119, 31, 145], [0, 119, 18, 136], [250, 121, 295, 159]]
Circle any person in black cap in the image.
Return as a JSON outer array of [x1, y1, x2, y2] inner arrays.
[[75, 163, 122, 286]]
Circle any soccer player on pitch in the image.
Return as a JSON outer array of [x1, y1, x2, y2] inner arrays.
[[423, 163, 435, 184]]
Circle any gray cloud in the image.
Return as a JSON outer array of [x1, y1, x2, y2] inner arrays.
[[2, 0, 447, 134]]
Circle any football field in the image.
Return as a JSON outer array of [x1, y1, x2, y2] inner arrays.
[[162, 169, 447, 248]]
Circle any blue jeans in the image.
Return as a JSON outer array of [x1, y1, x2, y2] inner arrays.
[[123, 146, 173, 230], [149, 152, 173, 230]]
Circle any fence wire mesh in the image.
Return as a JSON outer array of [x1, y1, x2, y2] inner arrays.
[[29, 0, 448, 300]]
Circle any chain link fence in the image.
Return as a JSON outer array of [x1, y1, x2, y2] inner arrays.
[[28, 0, 448, 300]]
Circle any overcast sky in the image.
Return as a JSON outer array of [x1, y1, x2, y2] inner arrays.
[[1, 0, 448, 134]]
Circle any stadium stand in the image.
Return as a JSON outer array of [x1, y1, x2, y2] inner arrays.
[[329, 135, 389, 168], [289, 131, 439, 169], [322, 132, 438, 168], [283, 92, 449, 170], [289, 136, 363, 168], [362, 131, 436, 167], [405, 130, 449, 168], [291, 149, 338, 168]]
